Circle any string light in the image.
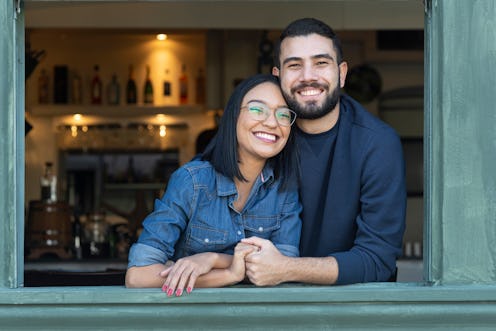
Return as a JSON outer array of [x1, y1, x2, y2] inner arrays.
[[159, 125, 166, 137]]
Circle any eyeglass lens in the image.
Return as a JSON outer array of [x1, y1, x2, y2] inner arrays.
[[246, 101, 295, 126]]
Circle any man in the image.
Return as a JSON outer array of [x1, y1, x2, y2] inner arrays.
[[242, 18, 406, 285]]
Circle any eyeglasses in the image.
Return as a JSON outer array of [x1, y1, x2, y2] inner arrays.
[[241, 101, 297, 127]]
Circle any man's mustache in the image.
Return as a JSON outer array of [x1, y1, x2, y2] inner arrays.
[[290, 82, 329, 94]]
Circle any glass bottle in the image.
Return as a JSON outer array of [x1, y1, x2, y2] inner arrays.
[[40, 161, 57, 203], [162, 69, 172, 105], [73, 215, 83, 260], [179, 64, 188, 105], [107, 73, 120, 105], [83, 211, 109, 258], [143, 65, 154, 104], [38, 68, 50, 104], [71, 71, 82, 104], [91, 65, 102, 105], [195, 68, 206, 104], [126, 65, 137, 104]]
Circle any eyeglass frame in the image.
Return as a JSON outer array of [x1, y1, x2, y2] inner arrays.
[[240, 100, 297, 127]]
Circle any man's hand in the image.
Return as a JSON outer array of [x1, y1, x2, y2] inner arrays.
[[242, 236, 289, 286]]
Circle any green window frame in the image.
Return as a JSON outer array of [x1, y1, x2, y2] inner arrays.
[[1, 1, 496, 329]]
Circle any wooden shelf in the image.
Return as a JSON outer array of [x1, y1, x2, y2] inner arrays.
[[28, 104, 205, 117]]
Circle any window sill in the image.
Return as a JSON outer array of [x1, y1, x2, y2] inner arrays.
[[1, 283, 496, 330]]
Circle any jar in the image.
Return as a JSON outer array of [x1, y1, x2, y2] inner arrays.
[[83, 212, 110, 258]]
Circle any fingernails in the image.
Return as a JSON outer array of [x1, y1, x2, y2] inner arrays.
[[162, 284, 168, 292], [176, 288, 183, 296], [167, 288, 174, 296], [186, 287, 192, 294]]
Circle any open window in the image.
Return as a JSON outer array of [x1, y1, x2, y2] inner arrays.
[[2, 0, 496, 329]]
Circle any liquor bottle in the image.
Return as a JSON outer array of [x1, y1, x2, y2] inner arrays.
[[90, 65, 103, 105], [195, 68, 206, 104], [179, 64, 188, 104], [73, 215, 83, 260], [71, 71, 82, 104], [38, 68, 50, 104], [126, 65, 137, 104], [143, 65, 154, 104], [107, 73, 120, 105], [40, 161, 57, 203], [53, 66, 69, 104], [162, 69, 172, 105]]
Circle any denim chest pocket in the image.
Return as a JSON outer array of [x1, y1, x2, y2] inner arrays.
[[243, 215, 280, 239], [186, 225, 228, 254]]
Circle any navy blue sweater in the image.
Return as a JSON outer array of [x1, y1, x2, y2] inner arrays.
[[296, 94, 406, 285]]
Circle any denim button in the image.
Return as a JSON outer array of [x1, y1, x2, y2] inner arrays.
[[204, 238, 209, 243], [258, 227, 263, 232]]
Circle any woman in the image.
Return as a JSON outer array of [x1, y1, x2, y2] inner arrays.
[[125, 74, 301, 296]]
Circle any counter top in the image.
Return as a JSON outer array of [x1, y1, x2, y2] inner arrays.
[[24, 260, 128, 286], [25, 259, 127, 272]]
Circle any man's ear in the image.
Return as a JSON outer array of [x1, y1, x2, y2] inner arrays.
[[339, 61, 348, 88], [272, 66, 280, 76]]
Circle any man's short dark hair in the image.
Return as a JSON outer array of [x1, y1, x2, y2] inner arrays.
[[274, 18, 344, 68], [202, 74, 299, 190]]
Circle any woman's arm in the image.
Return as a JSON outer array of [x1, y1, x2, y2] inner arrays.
[[126, 262, 172, 288], [125, 167, 194, 288], [160, 243, 256, 296]]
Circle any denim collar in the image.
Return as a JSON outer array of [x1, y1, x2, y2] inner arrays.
[[215, 163, 275, 197]]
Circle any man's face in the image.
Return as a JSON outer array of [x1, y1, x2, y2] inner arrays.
[[273, 33, 347, 120]]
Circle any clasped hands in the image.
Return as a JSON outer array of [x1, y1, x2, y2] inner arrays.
[[159, 236, 284, 296]]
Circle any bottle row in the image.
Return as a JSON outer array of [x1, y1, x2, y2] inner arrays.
[[37, 64, 206, 107]]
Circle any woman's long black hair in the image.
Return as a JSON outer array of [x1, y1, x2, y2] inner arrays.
[[201, 74, 299, 190]]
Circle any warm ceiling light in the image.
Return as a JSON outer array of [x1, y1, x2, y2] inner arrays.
[[156, 34, 167, 41], [155, 114, 166, 122], [73, 114, 82, 121]]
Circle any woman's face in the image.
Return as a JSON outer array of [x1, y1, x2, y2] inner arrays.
[[236, 82, 292, 164]]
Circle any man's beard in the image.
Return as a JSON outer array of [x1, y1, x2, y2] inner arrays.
[[283, 82, 341, 120]]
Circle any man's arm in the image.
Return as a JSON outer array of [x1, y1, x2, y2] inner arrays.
[[242, 237, 338, 285]]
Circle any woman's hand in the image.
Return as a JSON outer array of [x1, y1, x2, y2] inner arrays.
[[227, 242, 259, 283], [159, 252, 219, 296]]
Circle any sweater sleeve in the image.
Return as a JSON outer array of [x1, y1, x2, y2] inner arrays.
[[332, 128, 406, 285]]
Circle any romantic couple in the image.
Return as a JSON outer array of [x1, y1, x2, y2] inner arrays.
[[125, 18, 406, 296]]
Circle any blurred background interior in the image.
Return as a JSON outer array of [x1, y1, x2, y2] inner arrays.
[[23, 0, 424, 286]]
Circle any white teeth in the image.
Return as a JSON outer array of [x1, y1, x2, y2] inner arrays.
[[255, 132, 276, 141], [300, 89, 320, 96]]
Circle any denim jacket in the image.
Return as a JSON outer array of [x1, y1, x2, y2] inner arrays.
[[128, 159, 302, 268]]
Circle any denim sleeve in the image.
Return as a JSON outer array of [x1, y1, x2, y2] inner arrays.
[[130, 166, 194, 266], [127, 243, 167, 268], [271, 185, 302, 257]]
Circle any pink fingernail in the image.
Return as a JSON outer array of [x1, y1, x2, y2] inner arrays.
[[186, 287, 192, 294], [162, 284, 168, 292], [176, 288, 183, 296], [167, 288, 174, 296]]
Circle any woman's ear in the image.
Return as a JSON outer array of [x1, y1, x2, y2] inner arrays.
[[272, 67, 280, 76]]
